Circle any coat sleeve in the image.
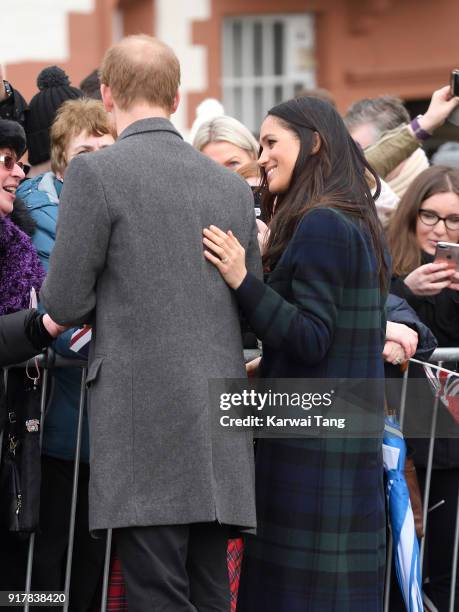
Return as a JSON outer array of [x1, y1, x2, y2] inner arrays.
[[234, 208, 350, 365], [40, 157, 111, 326], [365, 124, 419, 179], [390, 275, 425, 310], [385, 293, 438, 359], [0, 309, 53, 367]]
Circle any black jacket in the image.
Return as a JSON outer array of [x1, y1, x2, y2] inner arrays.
[[0, 309, 52, 368], [386, 293, 438, 360], [0, 310, 54, 435], [391, 279, 459, 352], [390, 256, 459, 468]]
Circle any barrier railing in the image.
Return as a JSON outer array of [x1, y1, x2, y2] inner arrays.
[[1, 347, 459, 611], [1, 353, 102, 612], [384, 347, 459, 612]]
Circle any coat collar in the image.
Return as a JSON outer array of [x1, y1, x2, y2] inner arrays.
[[118, 117, 183, 142]]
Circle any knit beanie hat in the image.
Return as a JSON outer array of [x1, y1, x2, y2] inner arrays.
[[26, 66, 83, 165], [0, 119, 27, 157]]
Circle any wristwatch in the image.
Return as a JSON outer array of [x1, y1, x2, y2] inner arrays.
[[410, 115, 432, 141]]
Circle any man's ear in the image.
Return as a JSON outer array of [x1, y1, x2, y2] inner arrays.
[[311, 131, 322, 154], [171, 90, 180, 114], [101, 84, 114, 113]]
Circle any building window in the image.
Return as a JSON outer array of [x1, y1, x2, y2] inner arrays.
[[222, 14, 315, 133]]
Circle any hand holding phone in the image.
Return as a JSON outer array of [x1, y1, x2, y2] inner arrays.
[[434, 241, 459, 270], [404, 262, 455, 296]]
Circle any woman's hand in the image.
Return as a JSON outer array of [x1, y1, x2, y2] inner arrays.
[[418, 85, 459, 134], [42, 314, 68, 337], [382, 340, 406, 365], [385, 321, 418, 359], [246, 356, 261, 378], [203, 225, 247, 289], [403, 262, 456, 296]]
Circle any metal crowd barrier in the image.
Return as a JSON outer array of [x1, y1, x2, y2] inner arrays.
[[0, 351, 111, 612], [0, 348, 260, 610], [384, 347, 459, 612], [2, 348, 459, 611]]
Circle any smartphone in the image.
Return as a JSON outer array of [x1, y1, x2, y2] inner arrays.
[[451, 70, 459, 97], [434, 241, 459, 270]]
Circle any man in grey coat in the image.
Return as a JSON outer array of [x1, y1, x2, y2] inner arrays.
[[40, 35, 261, 611]]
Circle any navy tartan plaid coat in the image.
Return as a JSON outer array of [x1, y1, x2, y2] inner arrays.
[[235, 207, 387, 612]]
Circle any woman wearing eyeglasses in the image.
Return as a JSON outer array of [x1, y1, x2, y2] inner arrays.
[[387, 165, 459, 610], [0, 118, 63, 358], [0, 119, 45, 314], [387, 165, 459, 337], [0, 130, 57, 355]]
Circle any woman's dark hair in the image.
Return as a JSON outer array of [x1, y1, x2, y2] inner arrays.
[[386, 165, 459, 276], [260, 96, 387, 288]]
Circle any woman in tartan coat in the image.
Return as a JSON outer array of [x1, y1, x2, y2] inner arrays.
[[203, 96, 388, 611]]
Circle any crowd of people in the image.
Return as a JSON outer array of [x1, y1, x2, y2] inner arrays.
[[0, 33, 459, 612]]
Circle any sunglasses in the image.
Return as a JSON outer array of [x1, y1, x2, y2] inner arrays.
[[0, 154, 25, 171]]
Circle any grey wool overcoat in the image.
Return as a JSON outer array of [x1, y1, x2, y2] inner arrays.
[[41, 118, 262, 532]]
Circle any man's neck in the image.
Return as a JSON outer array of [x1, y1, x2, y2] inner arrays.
[[114, 104, 171, 136]]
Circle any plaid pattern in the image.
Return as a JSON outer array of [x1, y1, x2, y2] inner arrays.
[[235, 209, 387, 611], [104, 542, 245, 611], [228, 538, 244, 612], [106, 553, 128, 611]]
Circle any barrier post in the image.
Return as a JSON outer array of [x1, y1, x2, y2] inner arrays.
[[63, 367, 87, 612], [100, 529, 113, 612], [24, 365, 49, 612], [420, 361, 443, 568]]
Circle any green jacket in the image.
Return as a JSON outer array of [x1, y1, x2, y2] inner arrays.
[[365, 124, 419, 179]]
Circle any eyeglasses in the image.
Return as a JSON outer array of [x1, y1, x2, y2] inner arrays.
[[0, 155, 25, 171], [418, 209, 459, 231]]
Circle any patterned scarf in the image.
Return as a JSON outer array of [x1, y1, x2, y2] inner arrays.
[[0, 215, 45, 315]]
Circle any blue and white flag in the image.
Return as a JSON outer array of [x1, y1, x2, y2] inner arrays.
[[383, 416, 423, 612]]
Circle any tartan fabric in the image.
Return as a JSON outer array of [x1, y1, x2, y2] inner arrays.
[[228, 538, 244, 612], [104, 543, 245, 611], [235, 208, 387, 611], [106, 553, 129, 611]]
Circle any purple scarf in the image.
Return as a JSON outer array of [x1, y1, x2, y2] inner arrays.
[[0, 215, 46, 315]]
